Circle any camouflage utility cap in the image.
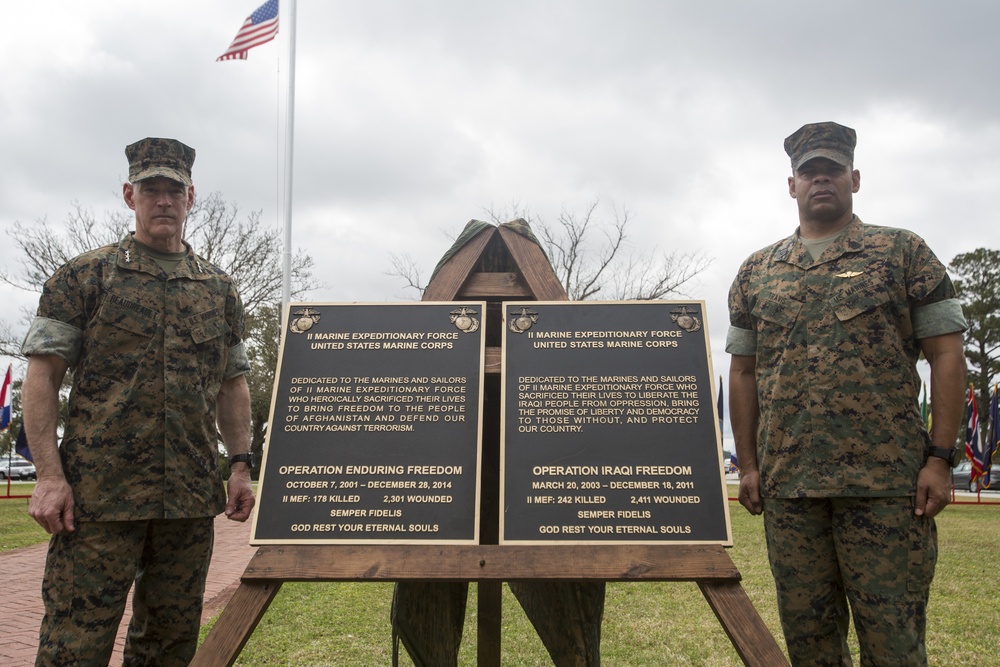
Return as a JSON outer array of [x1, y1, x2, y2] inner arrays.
[[126, 137, 196, 185], [784, 121, 856, 170]]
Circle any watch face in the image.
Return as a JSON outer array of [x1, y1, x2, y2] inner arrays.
[[950, 448, 963, 468]]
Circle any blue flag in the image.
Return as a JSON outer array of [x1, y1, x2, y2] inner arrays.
[[15, 424, 31, 462], [717, 375, 724, 436]]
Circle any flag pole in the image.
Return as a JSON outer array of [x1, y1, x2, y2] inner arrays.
[[281, 0, 297, 325]]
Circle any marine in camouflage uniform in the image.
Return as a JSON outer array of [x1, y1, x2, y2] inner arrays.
[[726, 122, 967, 666], [21, 138, 256, 666]]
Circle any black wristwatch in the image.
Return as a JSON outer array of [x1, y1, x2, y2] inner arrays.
[[926, 446, 962, 468], [229, 453, 255, 468]]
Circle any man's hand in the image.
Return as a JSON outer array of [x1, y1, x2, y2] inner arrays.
[[914, 457, 951, 518], [916, 332, 964, 519], [224, 467, 255, 522], [738, 469, 763, 515], [29, 477, 76, 534]]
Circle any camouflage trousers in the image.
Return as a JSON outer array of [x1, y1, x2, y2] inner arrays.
[[763, 497, 936, 667], [36, 517, 215, 667]]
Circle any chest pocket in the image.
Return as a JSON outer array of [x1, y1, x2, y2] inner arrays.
[[190, 318, 228, 345], [830, 277, 890, 323], [752, 291, 803, 330], [87, 301, 159, 383], [184, 314, 230, 393]]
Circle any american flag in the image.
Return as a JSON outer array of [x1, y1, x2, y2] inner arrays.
[[217, 0, 279, 61]]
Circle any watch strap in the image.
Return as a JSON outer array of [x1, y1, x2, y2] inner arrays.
[[926, 446, 961, 468], [229, 453, 254, 467]]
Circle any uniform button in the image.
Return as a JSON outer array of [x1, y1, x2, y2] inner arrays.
[[166, 325, 175, 336]]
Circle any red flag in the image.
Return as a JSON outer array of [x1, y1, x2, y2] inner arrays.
[[217, 0, 279, 61]]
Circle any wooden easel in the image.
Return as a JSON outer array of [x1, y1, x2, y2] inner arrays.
[[192, 223, 789, 666]]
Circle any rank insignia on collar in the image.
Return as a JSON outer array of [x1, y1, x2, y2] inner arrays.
[[835, 271, 864, 278]]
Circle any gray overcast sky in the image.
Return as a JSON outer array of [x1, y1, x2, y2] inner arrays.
[[3, 1, 998, 430]]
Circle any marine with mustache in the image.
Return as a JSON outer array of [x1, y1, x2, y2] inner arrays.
[[726, 122, 967, 666]]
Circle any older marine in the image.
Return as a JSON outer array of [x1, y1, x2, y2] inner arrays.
[[22, 137, 255, 666]]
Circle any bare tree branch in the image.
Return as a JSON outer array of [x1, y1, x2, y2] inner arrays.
[[1, 194, 319, 474], [1, 193, 317, 359], [394, 199, 714, 303], [609, 249, 714, 301], [385, 253, 426, 298], [2, 192, 316, 313]]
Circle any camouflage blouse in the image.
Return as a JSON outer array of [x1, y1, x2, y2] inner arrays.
[[22, 234, 249, 521], [727, 217, 966, 497]]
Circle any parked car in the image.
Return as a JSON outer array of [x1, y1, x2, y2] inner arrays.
[[0, 458, 36, 480], [952, 460, 1000, 493]]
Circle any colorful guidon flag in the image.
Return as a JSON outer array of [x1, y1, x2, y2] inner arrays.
[[0, 365, 11, 431], [217, 0, 279, 61], [920, 382, 930, 432], [717, 375, 724, 437], [984, 384, 999, 489], [964, 383, 983, 481]]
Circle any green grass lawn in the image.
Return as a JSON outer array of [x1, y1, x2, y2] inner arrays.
[[0, 485, 46, 551], [198, 497, 1000, 666], [5, 486, 999, 665]]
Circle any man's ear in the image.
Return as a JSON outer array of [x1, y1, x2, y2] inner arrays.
[[123, 182, 137, 211]]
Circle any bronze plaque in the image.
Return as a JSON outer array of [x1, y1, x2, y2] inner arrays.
[[500, 301, 731, 545], [251, 302, 486, 544]]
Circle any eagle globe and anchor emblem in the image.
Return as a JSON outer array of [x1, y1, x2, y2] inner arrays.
[[508, 306, 539, 334], [449, 306, 481, 333], [288, 307, 322, 334], [670, 305, 702, 333]]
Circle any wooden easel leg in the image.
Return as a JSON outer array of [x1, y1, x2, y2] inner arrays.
[[698, 581, 789, 667], [192, 580, 283, 667], [477, 581, 502, 667]]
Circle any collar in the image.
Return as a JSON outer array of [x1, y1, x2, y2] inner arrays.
[[116, 233, 209, 279], [773, 215, 865, 269]]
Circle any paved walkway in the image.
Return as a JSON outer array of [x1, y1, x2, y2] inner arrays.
[[0, 514, 258, 667]]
